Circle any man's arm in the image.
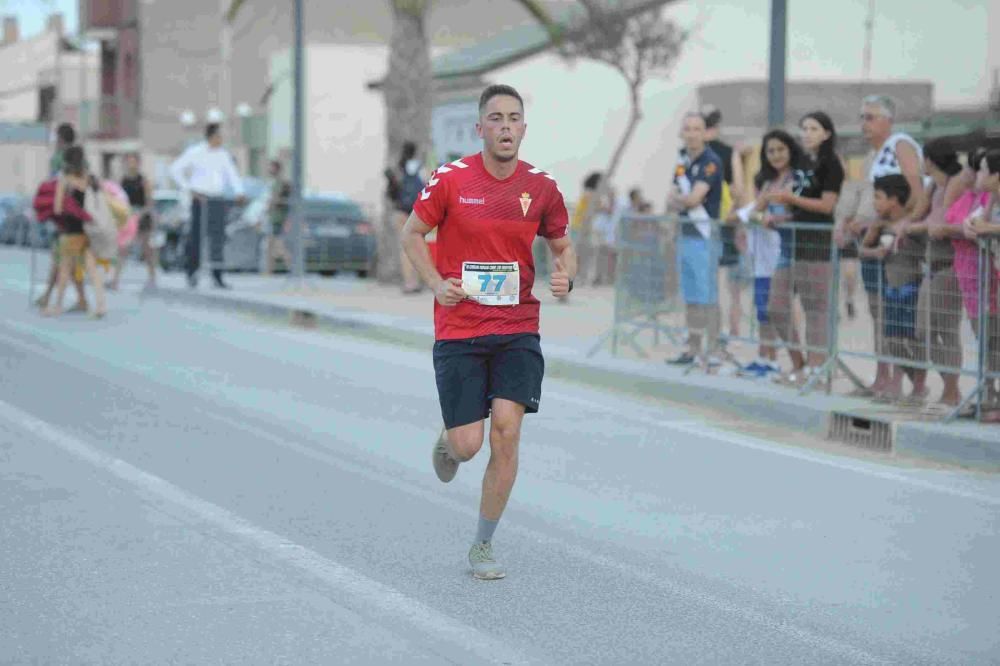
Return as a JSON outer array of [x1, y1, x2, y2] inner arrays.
[[400, 212, 465, 306], [729, 150, 746, 206], [895, 142, 924, 214], [674, 181, 710, 210], [168, 146, 194, 191], [223, 153, 245, 199], [546, 234, 577, 298]]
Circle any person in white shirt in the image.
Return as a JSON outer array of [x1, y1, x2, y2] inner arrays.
[[169, 123, 245, 288]]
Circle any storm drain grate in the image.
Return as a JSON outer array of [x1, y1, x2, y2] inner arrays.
[[828, 412, 893, 452]]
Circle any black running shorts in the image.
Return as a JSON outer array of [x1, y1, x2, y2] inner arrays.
[[432, 333, 544, 429]]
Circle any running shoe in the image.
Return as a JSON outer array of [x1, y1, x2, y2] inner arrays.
[[468, 541, 505, 580], [432, 428, 459, 483]]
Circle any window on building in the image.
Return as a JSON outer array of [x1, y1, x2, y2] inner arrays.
[[38, 85, 56, 123]]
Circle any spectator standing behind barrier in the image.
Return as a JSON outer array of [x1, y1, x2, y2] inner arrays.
[[592, 185, 629, 287], [838, 95, 924, 398], [898, 139, 969, 408], [264, 159, 292, 275], [749, 129, 807, 380], [959, 150, 1000, 419], [570, 171, 601, 291], [727, 177, 782, 378], [702, 105, 750, 344], [36, 122, 88, 313], [666, 112, 724, 367], [385, 141, 424, 294], [110, 153, 157, 293], [765, 112, 845, 377], [860, 175, 928, 405], [169, 122, 245, 290]]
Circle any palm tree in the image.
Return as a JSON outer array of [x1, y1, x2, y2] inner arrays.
[[377, 0, 560, 282]]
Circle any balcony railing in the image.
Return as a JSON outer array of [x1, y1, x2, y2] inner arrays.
[[64, 96, 137, 140]]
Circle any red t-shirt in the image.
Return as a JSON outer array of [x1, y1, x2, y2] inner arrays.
[[412, 152, 569, 340]]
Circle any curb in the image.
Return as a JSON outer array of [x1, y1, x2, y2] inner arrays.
[[157, 286, 1000, 472]]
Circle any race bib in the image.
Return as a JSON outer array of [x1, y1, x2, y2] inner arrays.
[[462, 261, 520, 306]]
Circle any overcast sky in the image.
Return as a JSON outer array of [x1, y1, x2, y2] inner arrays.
[[667, 0, 995, 106]]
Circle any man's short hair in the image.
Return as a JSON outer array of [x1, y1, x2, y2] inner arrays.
[[205, 123, 221, 140], [269, 159, 282, 172], [873, 173, 910, 206], [56, 122, 75, 146], [682, 111, 706, 127], [701, 104, 722, 129], [862, 94, 896, 120], [478, 84, 524, 113]]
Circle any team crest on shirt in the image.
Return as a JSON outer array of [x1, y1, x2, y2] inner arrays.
[[705, 162, 717, 176], [519, 191, 532, 217]]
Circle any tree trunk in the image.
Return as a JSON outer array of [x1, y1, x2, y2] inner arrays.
[[603, 83, 642, 182], [378, 0, 432, 284]]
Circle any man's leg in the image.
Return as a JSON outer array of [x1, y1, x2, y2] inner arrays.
[[466, 398, 524, 580], [207, 199, 228, 288], [186, 199, 202, 286], [480, 399, 524, 523], [686, 303, 704, 356]]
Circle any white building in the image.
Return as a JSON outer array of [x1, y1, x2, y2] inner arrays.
[[0, 14, 99, 191]]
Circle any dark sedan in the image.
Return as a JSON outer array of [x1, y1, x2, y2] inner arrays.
[[281, 195, 377, 277]]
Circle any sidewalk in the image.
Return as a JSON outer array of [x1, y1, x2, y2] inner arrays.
[[140, 267, 1000, 471]]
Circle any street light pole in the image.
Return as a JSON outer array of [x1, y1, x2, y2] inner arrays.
[[290, 0, 305, 280], [767, 0, 787, 128]]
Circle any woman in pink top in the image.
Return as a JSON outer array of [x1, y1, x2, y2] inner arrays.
[[947, 149, 1000, 415]]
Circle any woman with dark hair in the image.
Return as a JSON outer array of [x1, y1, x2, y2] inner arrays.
[[895, 138, 969, 407], [765, 112, 845, 378], [750, 129, 808, 381], [43, 146, 108, 319]]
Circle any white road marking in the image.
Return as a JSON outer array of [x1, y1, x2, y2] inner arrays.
[[0, 398, 544, 666]]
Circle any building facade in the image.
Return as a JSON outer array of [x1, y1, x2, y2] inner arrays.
[[0, 14, 98, 191]]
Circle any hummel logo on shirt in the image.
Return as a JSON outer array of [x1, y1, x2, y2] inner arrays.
[[459, 195, 485, 205]]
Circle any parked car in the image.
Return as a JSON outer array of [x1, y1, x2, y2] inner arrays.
[[0, 194, 48, 248], [295, 194, 377, 277], [222, 191, 376, 277]]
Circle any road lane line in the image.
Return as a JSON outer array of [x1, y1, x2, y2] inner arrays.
[[0, 397, 545, 666]]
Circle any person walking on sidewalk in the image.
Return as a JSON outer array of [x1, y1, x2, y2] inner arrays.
[[41, 147, 108, 319], [385, 141, 426, 294], [400, 84, 576, 580], [110, 153, 157, 293], [169, 123, 245, 289], [36, 122, 88, 312]]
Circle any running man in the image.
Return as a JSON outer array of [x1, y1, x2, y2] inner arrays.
[[401, 84, 576, 580]]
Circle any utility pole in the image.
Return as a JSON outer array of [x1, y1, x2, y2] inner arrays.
[[862, 0, 875, 80], [767, 0, 787, 128], [290, 0, 305, 280]]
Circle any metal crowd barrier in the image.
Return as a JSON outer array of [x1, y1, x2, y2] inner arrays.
[[591, 214, 1000, 423]]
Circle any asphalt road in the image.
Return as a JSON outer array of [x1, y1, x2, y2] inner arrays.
[[1, 252, 998, 665]]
